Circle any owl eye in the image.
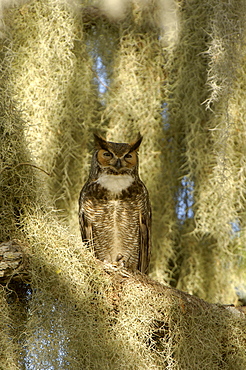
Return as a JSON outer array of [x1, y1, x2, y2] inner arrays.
[[125, 153, 133, 159], [103, 151, 112, 158]]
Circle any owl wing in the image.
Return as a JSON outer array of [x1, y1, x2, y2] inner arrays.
[[138, 197, 151, 274], [78, 187, 93, 243]]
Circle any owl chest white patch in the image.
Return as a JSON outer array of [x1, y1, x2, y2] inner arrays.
[[97, 173, 134, 193]]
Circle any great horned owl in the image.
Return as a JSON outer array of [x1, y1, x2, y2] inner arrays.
[[78, 134, 151, 274]]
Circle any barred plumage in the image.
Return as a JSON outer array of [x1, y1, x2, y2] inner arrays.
[[78, 134, 151, 274]]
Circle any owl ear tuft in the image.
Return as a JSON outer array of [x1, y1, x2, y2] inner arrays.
[[93, 133, 108, 150], [130, 133, 143, 152]]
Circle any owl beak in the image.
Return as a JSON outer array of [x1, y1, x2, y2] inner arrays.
[[115, 158, 122, 170]]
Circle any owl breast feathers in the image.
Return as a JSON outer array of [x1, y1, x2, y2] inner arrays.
[[78, 134, 151, 274]]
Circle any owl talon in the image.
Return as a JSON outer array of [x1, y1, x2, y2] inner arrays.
[[116, 253, 124, 262], [103, 261, 119, 271], [103, 261, 131, 277], [115, 254, 125, 269]]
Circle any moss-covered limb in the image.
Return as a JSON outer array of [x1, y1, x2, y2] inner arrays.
[[1, 240, 244, 317], [0, 236, 243, 317], [1, 234, 246, 370]]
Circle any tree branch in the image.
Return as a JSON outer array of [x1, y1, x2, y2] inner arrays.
[[1, 240, 245, 316]]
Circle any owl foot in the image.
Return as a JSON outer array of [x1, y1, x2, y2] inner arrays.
[[115, 253, 125, 268], [103, 259, 131, 277]]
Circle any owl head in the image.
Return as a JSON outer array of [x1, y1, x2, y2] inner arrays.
[[92, 133, 143, 177]]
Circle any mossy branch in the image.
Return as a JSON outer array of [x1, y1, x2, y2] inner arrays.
[[1, 239, 245, 317], [1, 238, 246, 368]]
